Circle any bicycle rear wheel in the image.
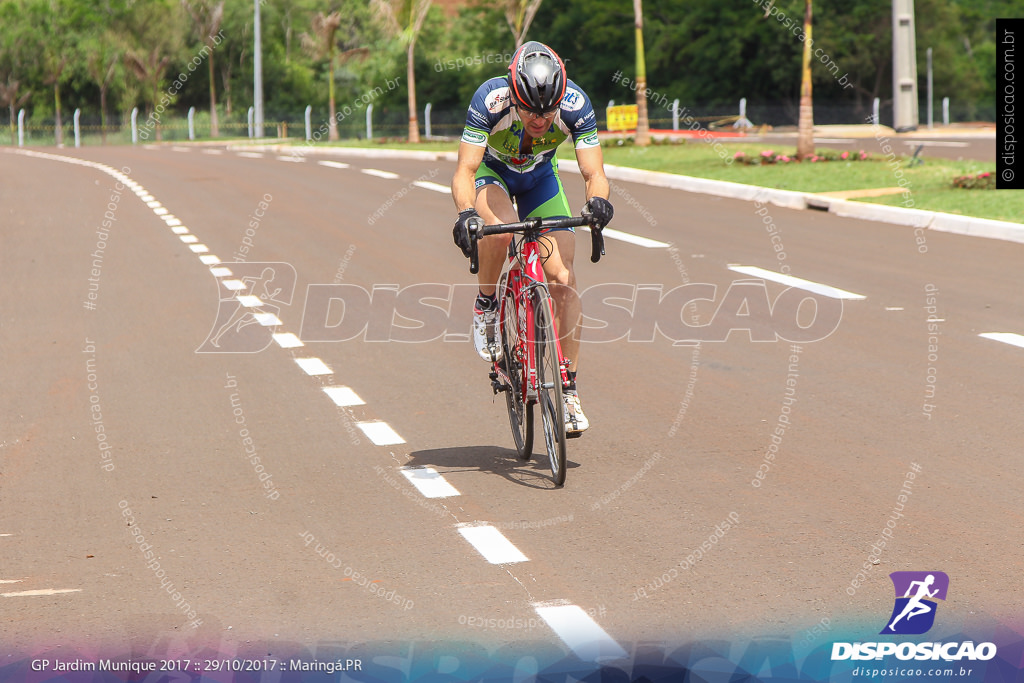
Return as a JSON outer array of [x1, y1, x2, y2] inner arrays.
[[500, 276, 533, 460], [532, 287, 567, 486]]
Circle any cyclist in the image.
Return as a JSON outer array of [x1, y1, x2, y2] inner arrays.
[[451, 41, 614, 435]]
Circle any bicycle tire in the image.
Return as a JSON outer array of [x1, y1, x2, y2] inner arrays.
[[500, 275, 533, 460], [532, 287, 567, 486]]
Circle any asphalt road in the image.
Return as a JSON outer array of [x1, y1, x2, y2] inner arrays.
[[2, 143, 1021, 676]]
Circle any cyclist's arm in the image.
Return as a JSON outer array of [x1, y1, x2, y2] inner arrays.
[[452, 141, 486, 212], [575, 145, 610, 203]]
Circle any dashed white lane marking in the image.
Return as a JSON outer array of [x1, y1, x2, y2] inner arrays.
[[221, 279, 247, 290], [294, 357, 332, 375], [172, 226, 190, 235], [272, 332, 303, 348], [885, 307, 905, 311], [727, 265, 867, 300], [323, 386, 365, 407], [237, 152, 264, 159], [581, 225, 670, 249], [162, 217, 181, 225], [456, 523, 528, 564], [146, 200, 161, 208], [236, 295, 263, 307], [356, 421, 405, 445], [210, 266, 233, 277], [2, 589, 82, 598], [812, 138, 855, 144], [318, 160, 350, 169], [0, 580, 21, 584], [413, 180, 451, 194], [277, 155, 306, 163], [171, 147, 189, 152], [400, 467, 460, 498], [980, 332, 1024, 348], [904, 140, 970, 148], [253, 312, 283, 326], [199, 255, 221, 265], [533, 602, 629, 661], [188, 244, 209, 253], [361, 168, 400, 179], [180, 235, 199, 243], [153, 207, 168, 215], [202, 149, 223, 155]]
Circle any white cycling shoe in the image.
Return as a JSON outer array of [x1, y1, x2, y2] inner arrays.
[[564, 392, 589, 436], [472, 305, 502, 362]]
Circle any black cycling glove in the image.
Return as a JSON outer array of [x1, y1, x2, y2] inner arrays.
[[583, 197, 614, 228], [453, 208, 479, 258]]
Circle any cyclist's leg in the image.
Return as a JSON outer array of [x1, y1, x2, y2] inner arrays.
[[473, 166, 517, 296]]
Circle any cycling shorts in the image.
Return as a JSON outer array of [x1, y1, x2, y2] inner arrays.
[[474, 160, 574, 232]]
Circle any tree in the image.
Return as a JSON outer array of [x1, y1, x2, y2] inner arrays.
[[83, 33, 121, 144], [502, 0, 543, 50], [373, 0, 432, 143], [633, 0, 650, 146], [796, 0, 813, 159], [122, 1, 184, 141], [182, 0, 225, 137], [303, 11, 344, 141]]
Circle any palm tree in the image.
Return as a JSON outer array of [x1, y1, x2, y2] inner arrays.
[[182, 0, 225, 137], [502, 0, 543, 49], [125, 48, 172, 139], [373, 0, 432, 143], [796, 0, 814, 159], [303, 11, 344, 141], [85, 35, 121, 144], [633, 0, 650, 146]]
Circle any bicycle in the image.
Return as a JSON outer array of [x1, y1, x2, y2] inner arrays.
[[467, 215, 606, 486]]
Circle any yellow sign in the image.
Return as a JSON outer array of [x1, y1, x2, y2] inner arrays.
[[606, 105, 638, 132]]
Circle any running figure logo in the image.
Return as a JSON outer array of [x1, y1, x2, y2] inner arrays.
[[197, 262, 297, 353], [881, 571, 949, 635]]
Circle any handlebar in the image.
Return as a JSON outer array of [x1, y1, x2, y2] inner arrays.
[[468, 215, 606, 274]]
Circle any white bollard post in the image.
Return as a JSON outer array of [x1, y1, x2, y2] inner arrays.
[[131, 107, 139, 144], [873, 98, 880, 125], [248, 106, 254, 138], [672, 99, 680, 130], [366, 103, 373, 140], [17, 108, 25, 147], [305, 105, 312, 141], [424, 103, 432, 139], [74, 109, 81, 147], [943, 97, 949, 126], [188, 107, 196, 140]]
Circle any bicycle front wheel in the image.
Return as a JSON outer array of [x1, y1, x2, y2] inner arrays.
[[532, 287, 567, 486], [501, 276, 533, 460]]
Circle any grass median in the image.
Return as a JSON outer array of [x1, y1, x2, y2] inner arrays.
[[303, 136, 1019, 224]]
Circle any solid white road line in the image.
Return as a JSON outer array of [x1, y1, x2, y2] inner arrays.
[[727, 265, 867, 300], [2, 589, 82, 597], [362, 168, 400, 179], [400, 467, 460, 498], [455, 523, 528, 564], [979, 332, 1024, 349], [533, 602, 629, 661], [294, 357, 332, 375], [356, 421, 405, 446], [581, 225, 670, 249], [413, 180, 451, 194], [323, 386, 365, 407]]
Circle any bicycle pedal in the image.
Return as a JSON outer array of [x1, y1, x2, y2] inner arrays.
[[566, 431, 584, 439]]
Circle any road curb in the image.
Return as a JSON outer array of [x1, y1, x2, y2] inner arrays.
[[247, 143, 1023, 245]]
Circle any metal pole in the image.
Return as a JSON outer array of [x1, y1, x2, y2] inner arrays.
[[17, 108, 25, 147], [131, 107, 139, 144], [424, 103, 432, 139], [672, 99, 679, 130], [73, 109, 81, 147], [188, 106, 196, 140], [926, 47, 933, 129], [248, 107, 254, 138], [305, 105, 312, 141], [943, 97, 950, 126], [253, 0, 264, 138], [366, 103, 373, 140]]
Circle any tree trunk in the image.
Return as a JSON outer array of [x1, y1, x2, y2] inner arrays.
[[327, 53, 338, 141], [100, 86, 108, 145], [208, 53, 219, 137], [796, 0, 814, 159], [407, 41, 420, 143], [54, 82, 63, 146], [633, 0, 650, 146]]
